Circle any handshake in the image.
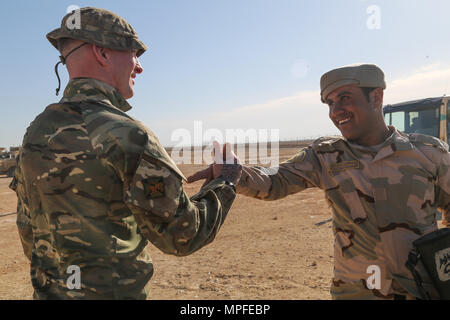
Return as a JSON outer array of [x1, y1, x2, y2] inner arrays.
[[187, 141, 243, 187]]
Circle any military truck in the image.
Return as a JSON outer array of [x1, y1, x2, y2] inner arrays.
[[0, 147, 19, 177], [383, 96, 449, 144]]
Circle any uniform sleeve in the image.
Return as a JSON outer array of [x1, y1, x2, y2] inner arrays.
[[16, 196, 33, 261], [236, 146, 322, 200], [124, 153, 236, 256], [437, 151, 450, 226], [9, 167, 33, 261]]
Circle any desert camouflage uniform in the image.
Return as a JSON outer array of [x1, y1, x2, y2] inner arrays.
[[11, 78, 236, 299], [237, 127, 450, 299]]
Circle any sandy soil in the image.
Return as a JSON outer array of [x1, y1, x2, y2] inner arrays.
[[0, 145, 335, 300]]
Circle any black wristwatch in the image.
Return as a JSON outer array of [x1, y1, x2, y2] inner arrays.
[[223, 180, 237, 192]]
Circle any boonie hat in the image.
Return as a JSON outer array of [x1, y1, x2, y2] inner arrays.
[[46, 7, 147, 56], [47, 7, 147, 96], [320, 63, 386, 103]]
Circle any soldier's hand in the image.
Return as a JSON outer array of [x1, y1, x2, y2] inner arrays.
[[187, 141, 242, 187]]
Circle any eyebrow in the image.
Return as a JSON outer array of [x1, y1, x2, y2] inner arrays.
[[336, 91, 353, 98], [326, 91, 353, 104]]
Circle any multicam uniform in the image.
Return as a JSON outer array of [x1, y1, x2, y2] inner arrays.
[[237, 127, 450, 299], [11, 78, 236, 299]]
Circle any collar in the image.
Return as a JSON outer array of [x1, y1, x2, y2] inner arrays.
[[349, 126, 413, 162], [59, 78, 132, 112]]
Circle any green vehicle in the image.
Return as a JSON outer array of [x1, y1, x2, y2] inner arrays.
[[383, 96, 449, 145], [0, 147, 19, 177]]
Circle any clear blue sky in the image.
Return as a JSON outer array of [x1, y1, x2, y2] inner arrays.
[[1, 0, 450, 148]]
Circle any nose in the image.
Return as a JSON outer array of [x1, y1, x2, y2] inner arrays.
[[328, 101, 344, 119], [135, 58, 143, 74]]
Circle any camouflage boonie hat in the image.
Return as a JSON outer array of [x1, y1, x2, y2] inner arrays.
[[46, 7, 147, 57], [320, 63, 386, 103]]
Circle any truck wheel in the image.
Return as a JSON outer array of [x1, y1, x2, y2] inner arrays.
[[7, 167, 15, 178]]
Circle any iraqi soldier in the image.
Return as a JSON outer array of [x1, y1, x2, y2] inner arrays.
[[189, 63, 450, 299], [10, 7, 241, 299]]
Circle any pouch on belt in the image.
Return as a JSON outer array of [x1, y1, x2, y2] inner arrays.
[[406, 228, 450, 300]]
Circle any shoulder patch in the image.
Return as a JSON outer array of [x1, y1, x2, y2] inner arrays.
[[288, 148, 307, 164], [143, 177, 165, 199], [312, 136, 344, 152], [409, 133, 449, 153]]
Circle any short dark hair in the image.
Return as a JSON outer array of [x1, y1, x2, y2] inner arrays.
[[360, 87, 377, 102]]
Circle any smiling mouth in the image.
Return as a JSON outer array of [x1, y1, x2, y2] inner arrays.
[[335, 115, 353, 128], [339, 118, 351, 125]]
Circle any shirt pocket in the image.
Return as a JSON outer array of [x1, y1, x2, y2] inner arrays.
[[50, 212, 83, 251], [327, 172, 370, 224], [407, 172, 437, 226], [341, 189, 369, 223]]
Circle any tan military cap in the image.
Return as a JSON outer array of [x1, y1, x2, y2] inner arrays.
[[47, 7, 147, 57], [320, 63, 386, 103]]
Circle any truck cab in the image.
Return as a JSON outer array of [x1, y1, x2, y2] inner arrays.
[[383, 96, 449, 144], [0, 147, 19, 177]]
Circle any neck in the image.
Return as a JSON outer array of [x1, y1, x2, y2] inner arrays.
[[351, 126, 392, 146]]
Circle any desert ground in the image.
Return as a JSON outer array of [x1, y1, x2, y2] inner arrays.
[[0, 142, 336, 300]]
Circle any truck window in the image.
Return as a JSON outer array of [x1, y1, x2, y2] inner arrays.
[[391, 111, 405, 132], [414, 108, 439, 137], [400, 108, 439, 137], [408, 112, 419, 132], [384, 112, 391, 126]]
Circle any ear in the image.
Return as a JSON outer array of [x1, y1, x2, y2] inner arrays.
[[371, 88, 384, 110], [91, 44, 109, 67]]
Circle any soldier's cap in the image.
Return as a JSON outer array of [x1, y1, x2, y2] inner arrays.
[[46, 7, 147, 57], [320, 63, 386, 103]]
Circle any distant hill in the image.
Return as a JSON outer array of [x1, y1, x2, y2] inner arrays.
[[164, 139, 315, 153]]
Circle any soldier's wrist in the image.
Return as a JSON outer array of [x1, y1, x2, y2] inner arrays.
[[219, 163, 242, 185], [223, 180, 236, 192], [201, 176, 237, 193]]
